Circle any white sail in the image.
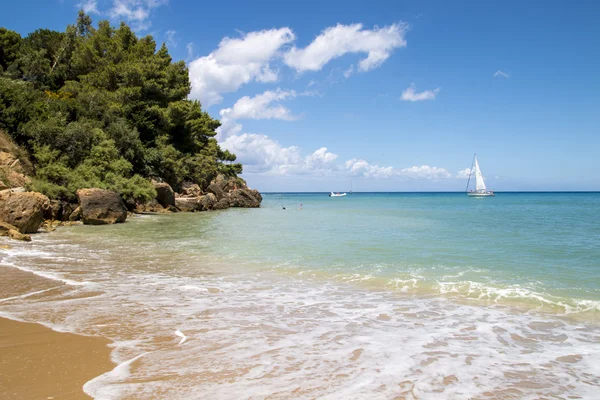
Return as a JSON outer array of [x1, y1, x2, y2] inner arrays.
[[473, 156, 487, 191]]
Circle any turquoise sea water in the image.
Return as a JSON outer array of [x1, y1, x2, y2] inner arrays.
[[1, 192, 600, 398], [212, 192, 600, 312]]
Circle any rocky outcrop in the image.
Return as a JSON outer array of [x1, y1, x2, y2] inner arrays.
[[174, 197, 200, 212], [77, 189, 127, 225], [228, 188, 262, 208], [206, 182, 225, 201], [174, 193, 217, 212], [0, 191, 50, 233], [0, 220, 31, 241], [171, 175, 263, 212], [153, 182, 175, 208], [179, 181, 202, 198]]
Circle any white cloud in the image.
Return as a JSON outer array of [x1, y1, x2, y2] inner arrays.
[[188, 28, 295, 106], [493, 70, 510, 78], [220, 89, 297, 122], [399, 165, 452, 180], [284, 23, 407, 73], [165, 30, 177, 48], [401, 84, 440, 102], [216, 89, 338, 175], [221, 134, 338, 176], [345, 159, 452, 180], [108, 0, 168, 31], [456, 168, 471, 179], [216, 89, 298, 144], [78, 0, 99, 14], [345, 159, 396, 179]]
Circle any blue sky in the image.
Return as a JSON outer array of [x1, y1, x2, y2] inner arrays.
[[2, 0, 599, 191]]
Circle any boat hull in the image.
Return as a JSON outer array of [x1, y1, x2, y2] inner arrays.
[[467, 192, 495, 197]]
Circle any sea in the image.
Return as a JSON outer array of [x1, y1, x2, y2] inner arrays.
[[1, 192, 600, 399]]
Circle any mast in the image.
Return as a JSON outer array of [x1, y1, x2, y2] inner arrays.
[[465, 153, 475, 192]]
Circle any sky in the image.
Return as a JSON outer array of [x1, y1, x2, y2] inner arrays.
[[2, 0, 599, 191]]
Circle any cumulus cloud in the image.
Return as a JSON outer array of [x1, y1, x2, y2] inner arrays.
[[401, 84, 440, 102], [108, 0, 168, 30], [220, 89, 297, 122], [493, 70, 509, 78], [215, 89, 338, 175], [216, 88, 298, 144], [77, 0, 99, 14], [456, 168, 471, 179], [188, 28, 295, 106], [284, 23, 407, 73], [221, 134, 338, 176], [345, 159, 452, 180], [345, 158, 396, 178]]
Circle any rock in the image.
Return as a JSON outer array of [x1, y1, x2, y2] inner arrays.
[[135, 199, 166, 214], [47, 200, 62, 220], [0, 191, 50, 233], [69, 206, 81, 221], [175, 197, 201, 212], [228, 188, 262, 208], [206, 182, 225, 201], [77, 189, 127, 225], [61, 202, 74, 221], [180, 181, 202, 198], [200, 193, 217, 211], [212, 198, 230, 210], [153, 182, 175, 207], [0, 221, 18, 235], [8, 229, 31, 241]]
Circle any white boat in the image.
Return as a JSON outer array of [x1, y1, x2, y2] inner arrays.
[[466, 154, 495, 197], [329, 192, 347, 197]]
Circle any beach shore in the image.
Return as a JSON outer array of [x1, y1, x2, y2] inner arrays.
[[0, 317, 113, 400]]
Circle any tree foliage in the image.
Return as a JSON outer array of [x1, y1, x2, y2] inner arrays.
[[0, 12, 242, 202]]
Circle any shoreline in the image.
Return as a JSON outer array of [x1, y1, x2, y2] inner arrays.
[[0, 316, 114, 400]]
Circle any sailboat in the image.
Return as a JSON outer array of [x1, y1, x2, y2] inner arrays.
[[466, 154, 495, 197]]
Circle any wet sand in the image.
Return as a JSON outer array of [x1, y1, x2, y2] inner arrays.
[[0, 317, 113, 400]]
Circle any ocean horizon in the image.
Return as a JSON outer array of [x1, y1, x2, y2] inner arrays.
[[1, 191, 599, 398]]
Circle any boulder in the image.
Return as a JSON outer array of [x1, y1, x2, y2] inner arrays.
[[77, 189, 127, 225], [153, 182, 175, 207], [206, 182, 225, 201], [0, 221, 18, 235], [8, 229, 31, 241], [69, 206, 82, 221], [200, 193, 217, 211], [180, 181, 202, 198], [0, 191, 50, 233], [212, 198, 230, 210], [175, 197, 201, 212], [228, 188, 262, 208], [135, 199, 169, 214]]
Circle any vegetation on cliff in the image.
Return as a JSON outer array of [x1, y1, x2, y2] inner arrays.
[[0, 12, 242, 203]]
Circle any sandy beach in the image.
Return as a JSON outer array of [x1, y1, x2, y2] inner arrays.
[[0, 262, 114, 400], [0, 317, 113, 399]]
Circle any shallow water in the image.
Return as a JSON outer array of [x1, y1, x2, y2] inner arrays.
[[1, 192, 600, 398]]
